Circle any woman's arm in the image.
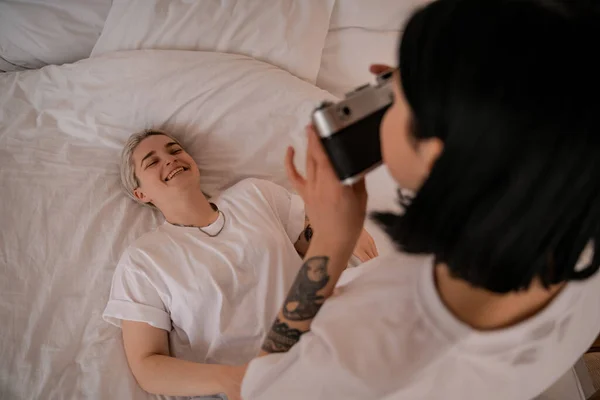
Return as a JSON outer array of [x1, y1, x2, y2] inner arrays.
[[122, 320, 246, 399], [261, 239, 352, 354], [260, 126, 368, 355]]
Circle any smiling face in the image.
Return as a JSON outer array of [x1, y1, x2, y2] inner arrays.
[[131, 134, 201, 208]]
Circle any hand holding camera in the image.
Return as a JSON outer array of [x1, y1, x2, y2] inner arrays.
[[285, 65, 393, 254], [312, 65, 394, 185], [285, 125, 368, 254]]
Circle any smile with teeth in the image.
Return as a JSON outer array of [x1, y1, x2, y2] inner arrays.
[[165, 166, 187, 181]]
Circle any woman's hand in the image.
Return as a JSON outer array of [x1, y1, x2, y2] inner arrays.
[[353, 229, 379, 262], [286, 125, 368, 254]]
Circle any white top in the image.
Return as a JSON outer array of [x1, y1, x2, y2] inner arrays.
[[242, 250, 600, 400], [103, 178, 305, 365]]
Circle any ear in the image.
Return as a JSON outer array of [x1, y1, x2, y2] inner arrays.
[[133, 188, 153, 204], [418, 137, 444, 172]]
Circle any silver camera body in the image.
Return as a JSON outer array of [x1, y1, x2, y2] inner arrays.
[[312, 70, 394, 185]]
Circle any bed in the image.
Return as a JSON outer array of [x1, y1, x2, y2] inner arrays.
[[0, 1, 590, 399]]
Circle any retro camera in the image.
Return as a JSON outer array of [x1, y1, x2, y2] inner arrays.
[[312, 70, 394, 185]]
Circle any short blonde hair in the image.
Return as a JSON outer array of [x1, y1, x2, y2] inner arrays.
[[120, 129, 182, 207]]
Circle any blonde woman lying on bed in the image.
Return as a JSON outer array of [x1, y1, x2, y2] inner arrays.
[[102, 129, 378, 400]]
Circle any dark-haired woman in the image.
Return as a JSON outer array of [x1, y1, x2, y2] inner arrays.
[[241, 0, 600, 399]]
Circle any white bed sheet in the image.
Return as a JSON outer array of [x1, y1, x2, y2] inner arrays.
[[0, 50, 348, 399]]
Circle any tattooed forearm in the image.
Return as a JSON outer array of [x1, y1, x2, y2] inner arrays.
[[262, 256, 332, 354], [261, 317, 303, 353], [282, 256, 330, 321]]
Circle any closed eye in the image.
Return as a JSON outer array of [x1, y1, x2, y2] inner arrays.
[[145, 159, 158, 168], [171, 149, 182, 155]]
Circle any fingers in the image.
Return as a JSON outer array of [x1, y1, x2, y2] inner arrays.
[[370, 244, 379, 258], [354, 251, 368, 263], [360, 230, 379, 259], [369, 64, 393, 75], [354, 241, 378, 262], [307, 126, 338, 180], [364, 246, 376, 260], [307, 125, 329, 165], [352, 178, 367, 196], [285, 146, 306, 196], [366, 233, 379, 257]]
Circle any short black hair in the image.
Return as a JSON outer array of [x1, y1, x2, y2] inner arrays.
[[374, 0, 600, 293]]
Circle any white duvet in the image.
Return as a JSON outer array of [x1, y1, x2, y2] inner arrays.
[[0, 50, 399, 399]]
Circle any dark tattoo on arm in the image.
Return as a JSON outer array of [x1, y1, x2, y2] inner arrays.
[[283, 256, 330, 321], [262, 256, 331, 353], [304, 224, 313, 242], [294, 217, 313, 256], [261, 317, 303, 353]]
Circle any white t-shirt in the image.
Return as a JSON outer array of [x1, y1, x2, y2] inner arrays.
[[242, 250, 600, 400], [103, 178, 305, 365]]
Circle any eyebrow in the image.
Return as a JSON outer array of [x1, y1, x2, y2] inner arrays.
[[140, 142, 181, 167], [140, 151, 156, 167]]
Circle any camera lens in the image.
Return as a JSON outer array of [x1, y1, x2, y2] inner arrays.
[[342, 106, 351, 116]]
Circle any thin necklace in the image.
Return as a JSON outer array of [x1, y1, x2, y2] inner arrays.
[[170, 202, 226, 237]]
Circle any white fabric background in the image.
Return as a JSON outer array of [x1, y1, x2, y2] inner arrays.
[[91, 0, 335, 84], [315, 0, 431, 98], [316, 29, 399, 99], [0, 0, 111, 71], [328, 0, 430, 30]]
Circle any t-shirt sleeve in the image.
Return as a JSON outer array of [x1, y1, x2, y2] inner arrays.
[[241, 330, 371, 400], [247, 178, 305, 242], [103, 250, 171, 331]]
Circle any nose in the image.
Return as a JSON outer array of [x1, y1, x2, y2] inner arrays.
[[165, 154, 177, 166]]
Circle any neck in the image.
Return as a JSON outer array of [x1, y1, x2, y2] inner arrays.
[[160, 187, 219, 228], [434, 263, 566, 331]]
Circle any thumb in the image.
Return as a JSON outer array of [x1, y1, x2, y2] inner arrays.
[[352, 178, 367, 197]]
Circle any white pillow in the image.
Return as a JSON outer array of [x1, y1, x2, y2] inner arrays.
[[315, 0, 430, 97], [316, 28, 399, 98], [0, 0, 111, 72], [329, 0, 429, 31], [91, 0, 335, 84]]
